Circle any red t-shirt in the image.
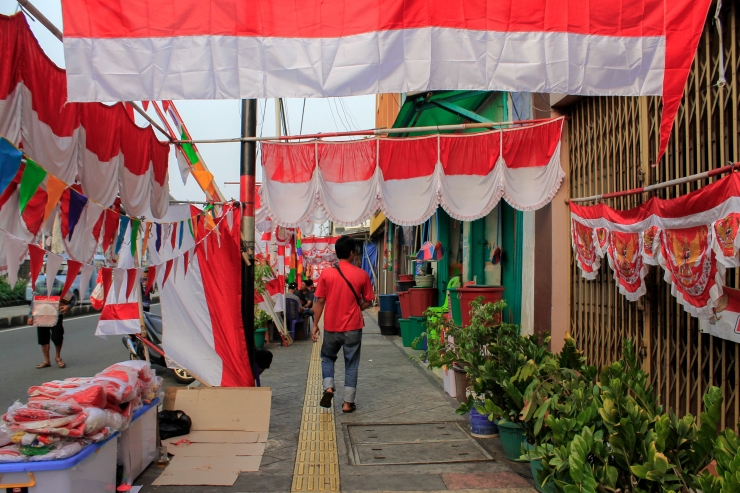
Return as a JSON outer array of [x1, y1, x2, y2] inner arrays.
[[315, 260, 374, 332]]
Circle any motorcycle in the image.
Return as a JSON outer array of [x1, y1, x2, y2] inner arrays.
[[122, 311, 195, 384]]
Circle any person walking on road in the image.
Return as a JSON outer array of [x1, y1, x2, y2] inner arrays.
[[312, 236, 374, 413], [140, 270, 151, 312], [28, 277, 73, 369]]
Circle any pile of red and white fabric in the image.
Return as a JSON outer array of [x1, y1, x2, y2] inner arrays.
[[0, 360, 161, 462]]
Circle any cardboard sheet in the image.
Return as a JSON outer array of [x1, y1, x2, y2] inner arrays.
[[169, 387, 272, 432], [155, 387, 272, 487], [166, 442, 266, 457], [164, 430, 261, 445]]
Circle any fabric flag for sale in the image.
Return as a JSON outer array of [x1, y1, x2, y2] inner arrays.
[[151, 206, 255, 387], [700, 287, 740, 344], [18, 159, 47, 213], [95, 271, 141, 336], [61, 0, 712, 164]]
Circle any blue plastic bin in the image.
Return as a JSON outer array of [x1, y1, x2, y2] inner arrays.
[[379, 294, 399, 312]]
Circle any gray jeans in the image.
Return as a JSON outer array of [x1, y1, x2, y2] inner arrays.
[[321, 329, 362, 403]]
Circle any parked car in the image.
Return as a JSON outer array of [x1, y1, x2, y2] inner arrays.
[[26, 255, 105, 306]]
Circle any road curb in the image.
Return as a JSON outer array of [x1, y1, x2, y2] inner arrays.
[[0, 296, 160, 331]]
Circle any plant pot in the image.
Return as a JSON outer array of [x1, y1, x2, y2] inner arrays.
[[408, 316, 426, 349], [457, 286, 505, 327], [379, 294, 399, 312], [399, 318, 412, 347], [497, 420, 527, 461], [408, 287, 436, 317], [469, 405, 499, 438], [452, 365, 470, 404], [415, 275, 434, 288], [254, 327, 268, 349]]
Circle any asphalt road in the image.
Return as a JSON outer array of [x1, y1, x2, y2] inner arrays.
[[0, 304, 182, 413]]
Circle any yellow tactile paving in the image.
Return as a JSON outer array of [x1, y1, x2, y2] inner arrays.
[[291, 338, 340, 492]]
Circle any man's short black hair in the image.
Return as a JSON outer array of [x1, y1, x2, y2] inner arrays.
[[335, 235, 355, 260], [288, 282, 297, 290], [303, 279, 313, 287], [255, 349, 273, 370]]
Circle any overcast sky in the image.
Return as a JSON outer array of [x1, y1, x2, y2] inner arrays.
[[0, 0, 377, 201]]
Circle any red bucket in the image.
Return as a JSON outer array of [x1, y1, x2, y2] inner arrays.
[[457, 286, 505, 327], [398, 291, 412, 319], [399, 274, 414, 282], [409, 287, 437, 317]]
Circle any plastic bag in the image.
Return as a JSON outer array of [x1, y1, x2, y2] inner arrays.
[[0, 422, 12, 447], [83, 408, 108, 434], [57, 383, 107, 408], [27, 400, 83, 416], [158, 410, 192, 440], [19, 433, 58, 447], [0, 444, 26, 462], [29, 441, 83, 461], [31, 296, 60, 327], [85, 428, 110, 442]]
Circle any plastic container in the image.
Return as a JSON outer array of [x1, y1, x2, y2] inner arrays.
[[399, 318, 412, 347], [453, 364, 470, 404], [399, 274, 414, 282], [457, 286, 505, 327], [398, 291, 412, 319], [380, 326, 399, 336], [254, 328, 268, 349], [379, 294, 399, 312], [378, 311, 396, 327], [414, 275, 434, 288], [408, 288, 437, 317], [397, 280, 415, 292], [395, 301, 401, 317], [408, 316, 426, 349], [497, 420, 527, 461], [469, 406, 499, 438], [394, 313, 400, 328], [0, 435, 118, 493], [119, 398, 159, 484]]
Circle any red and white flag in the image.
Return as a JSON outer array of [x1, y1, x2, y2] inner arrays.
[[60, 0, 712, 161], [95, 270, 141, 336], [701, 287, 740, 344]]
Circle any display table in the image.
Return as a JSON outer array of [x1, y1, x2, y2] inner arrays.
[[0, 434, 119, 493], [118, 397, 160, 484]]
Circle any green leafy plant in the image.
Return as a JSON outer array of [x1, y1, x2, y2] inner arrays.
[[254, 308, 272, 329], [697, 428, 740, 493], [0, 275, 27, 306]]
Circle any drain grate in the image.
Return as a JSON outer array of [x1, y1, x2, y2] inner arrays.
[[346, 422, 493, 465]]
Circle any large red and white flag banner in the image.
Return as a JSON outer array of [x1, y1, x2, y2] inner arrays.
[[700, 287, 740, 344], [60, 0, 711, 160], [570, 172, 740, 320]]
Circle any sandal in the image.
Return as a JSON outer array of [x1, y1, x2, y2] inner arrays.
[[56, 359, 66, 369], [36, 362, 51, 369], [319, 390, 334, 408], [342, 403, 356, 413]]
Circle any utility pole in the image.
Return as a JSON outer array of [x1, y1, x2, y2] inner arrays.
[[240, 100, 258, 384]]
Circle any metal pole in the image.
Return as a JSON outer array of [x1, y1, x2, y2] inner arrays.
[[171, 117, 558, 144], [240, 99, 258, 385]]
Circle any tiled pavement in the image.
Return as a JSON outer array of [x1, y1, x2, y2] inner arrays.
[[139, 309, 535, 493]]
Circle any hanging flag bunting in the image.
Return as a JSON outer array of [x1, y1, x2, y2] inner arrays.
[[172, 254, 179, 281], [63, 189, 89, 240], [4, 233, 27, 288], [183, 250, 190, 276], [130, 219, 141, 257], [18, 159, 47, 213], [178, 221, 185, 249], [28, 244, 45, 291], [125, 268, 141, 300], [79, 264, 95, 302], [60, 260, 83, 300], [570, 171, 740, 321], [145, 265, 156, 295], [115, 216, 130, 254], [161, 259, 173, 287], [141, 223, 151, 262], [188, 218, 194, 238], [44, 254, 64, 295], [102, 199, 121, 254], [113, 268, 126, 300], [96, 270, 141, 337], [60, 0, 712, 166], [155, 223, 162, 252], [0, 138, 22, 196], [701, 287, 740, 344], [171, 222, 177, 250], [43, 175, 67, 224], [191, 169, 214, 192], [101, 267, 113, 301]]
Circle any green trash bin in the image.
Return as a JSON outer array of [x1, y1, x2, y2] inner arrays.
[[449, 288, 462, 326], [399, 318, 412, 347], [408, 316, 426, 349]]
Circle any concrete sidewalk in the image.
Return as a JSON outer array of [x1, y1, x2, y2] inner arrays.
[[138, 309, 535, 493]]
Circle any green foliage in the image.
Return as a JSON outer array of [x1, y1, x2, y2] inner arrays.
[[697, 428, 740, 493], [0, 275, 27, 306], [254, 308, 272, 328]]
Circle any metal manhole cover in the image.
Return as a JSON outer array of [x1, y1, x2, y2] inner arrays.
[[346, 422, 493, 465]]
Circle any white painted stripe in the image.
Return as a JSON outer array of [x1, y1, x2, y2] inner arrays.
[[64, 29, 666, 102]]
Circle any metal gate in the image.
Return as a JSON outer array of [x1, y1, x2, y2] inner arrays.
[[568, 3, 740, 429]]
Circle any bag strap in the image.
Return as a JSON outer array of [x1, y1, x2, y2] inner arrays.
[[334, 263, 362, 306]]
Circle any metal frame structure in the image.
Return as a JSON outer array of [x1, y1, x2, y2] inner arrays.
[[567, 3, 739, 429]]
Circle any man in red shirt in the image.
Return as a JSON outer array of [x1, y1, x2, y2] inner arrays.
[[312, 236, 374, 413]]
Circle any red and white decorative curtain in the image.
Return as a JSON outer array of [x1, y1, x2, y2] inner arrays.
[[570, 173, 740, 319], [0, 14, 170, 219], [261, 118, 564, 227]]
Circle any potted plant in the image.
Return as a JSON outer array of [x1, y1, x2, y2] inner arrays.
[[254, 308, 271, 349]]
